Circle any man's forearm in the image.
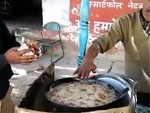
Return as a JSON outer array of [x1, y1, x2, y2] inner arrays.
[[84, 44, 100, 61]]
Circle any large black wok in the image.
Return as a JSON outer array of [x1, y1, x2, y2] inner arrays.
[[43, 74, 138, 112]]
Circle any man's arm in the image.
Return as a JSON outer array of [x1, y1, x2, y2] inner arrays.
[[84, 43, 99, 61], [74, 16, 128, 78], [0, 17, 20, 51], [83, 17, 126, 63], [92, 18, 125, 54]]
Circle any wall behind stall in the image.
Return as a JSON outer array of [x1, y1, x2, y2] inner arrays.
[[42, 0, 143, 33], [42, 0, 70, 26], [42, 0, 143, 50]]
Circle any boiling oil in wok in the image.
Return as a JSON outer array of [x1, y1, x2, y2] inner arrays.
[[47, 81, 118, 108]]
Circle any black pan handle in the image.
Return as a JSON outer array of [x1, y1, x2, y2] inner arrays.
[[119, 76, 138, 112], [120, 76, 138, 92]]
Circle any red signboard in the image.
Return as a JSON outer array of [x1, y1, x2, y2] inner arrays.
[[69, 0, 143, 34]]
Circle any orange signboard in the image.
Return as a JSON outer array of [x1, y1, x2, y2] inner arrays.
[[69, 0, 143, 34]]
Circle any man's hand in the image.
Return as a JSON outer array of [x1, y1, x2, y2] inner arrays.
[[4, 47, 36, 64], [25, 39, 41, 57], [74, 43, 100, 79], [25, 39, 39, 49], [74, 57, 97, 79]]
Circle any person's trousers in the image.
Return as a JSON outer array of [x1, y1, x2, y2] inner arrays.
[[0, 87, 14, 113], [137, 92, 150, 107]]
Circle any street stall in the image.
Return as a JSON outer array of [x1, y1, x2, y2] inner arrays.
[[6, 0, 150, 113]]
